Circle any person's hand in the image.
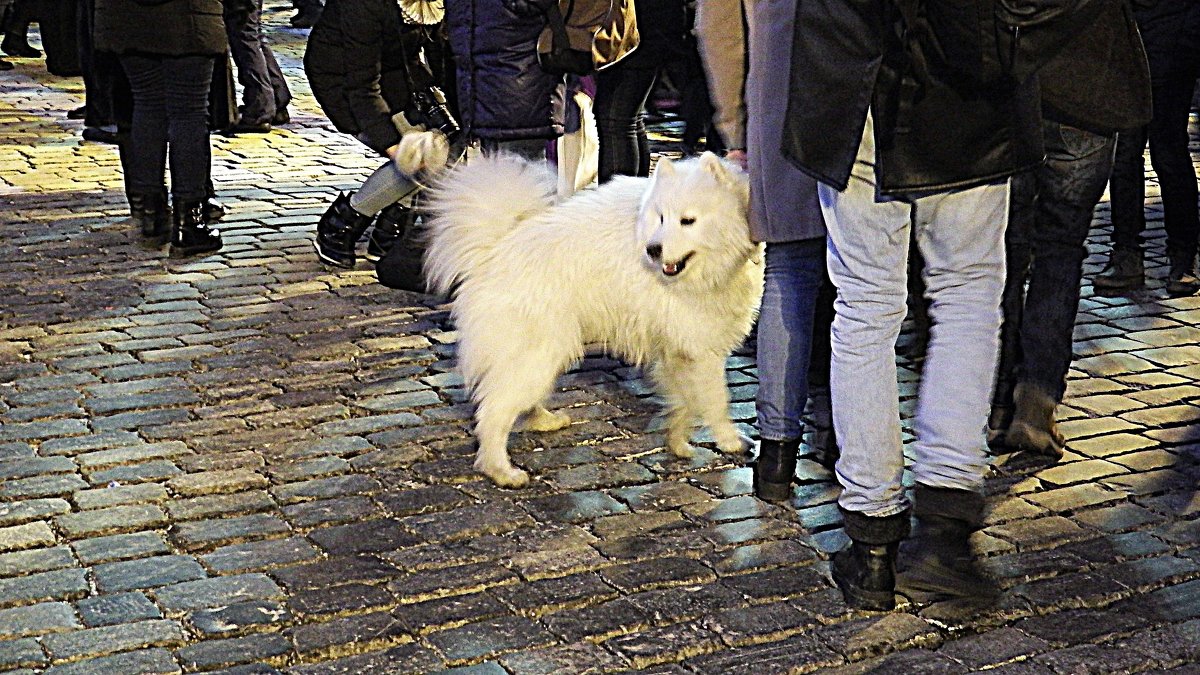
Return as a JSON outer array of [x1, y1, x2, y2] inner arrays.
[[725, 148, 748, 171]]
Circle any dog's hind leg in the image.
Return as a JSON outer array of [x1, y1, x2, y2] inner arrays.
[[471, 358, 563, 488], [522, 405, 571, 432], [683, 353, 752, 455]]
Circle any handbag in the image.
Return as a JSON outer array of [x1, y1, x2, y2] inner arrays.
[[537, 0, 639, 76]]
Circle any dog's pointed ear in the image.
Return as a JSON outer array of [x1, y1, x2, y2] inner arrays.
[[698, 151, 728, 181], [654, 156, 677, 180]]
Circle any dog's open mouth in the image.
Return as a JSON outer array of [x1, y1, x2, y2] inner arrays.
[[662, 252, 695, 277]]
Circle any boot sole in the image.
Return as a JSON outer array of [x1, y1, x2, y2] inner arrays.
[[313, 241, 355, 269], [169, 243, 222, 258]]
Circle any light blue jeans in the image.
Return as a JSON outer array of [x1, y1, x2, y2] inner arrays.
[[821, 114, 1008, 518], [756, 237, 826, 442]]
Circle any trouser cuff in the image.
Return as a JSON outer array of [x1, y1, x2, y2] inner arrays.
[[839, 506, 911, 545], [913, 483, 985, 527]]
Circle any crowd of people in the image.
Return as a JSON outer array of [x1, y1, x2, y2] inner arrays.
[[8, 0, 1199, 613]]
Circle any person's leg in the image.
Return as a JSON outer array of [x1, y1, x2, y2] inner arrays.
[[162, 54, 221, 256], [753, 237, 825, 500], [1147, 61, 1200, 289], [990, 168, 1034, 441], [120, 54, 168, 197], [1096, 126, 1148, 290], [2, 0, 39, 57], [594, 64, 659, 182], [1009, 121, 1115, 456], [225, 1, 275, 127], [260, 31, 290, 121]]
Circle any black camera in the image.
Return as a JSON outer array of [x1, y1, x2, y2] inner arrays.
[[405, 86, 460, 142]]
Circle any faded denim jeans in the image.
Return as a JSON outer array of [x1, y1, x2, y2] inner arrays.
[[755, 237, 826, 442], [820, 113, 1008, 517], [996, 120, 1116, 408]]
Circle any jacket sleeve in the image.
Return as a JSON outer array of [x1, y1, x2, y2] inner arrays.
[[339, 0, 402, 154], [693, 0, 747, 149]]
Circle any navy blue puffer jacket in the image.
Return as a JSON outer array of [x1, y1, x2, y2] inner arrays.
[[446, 0, 565, 141]]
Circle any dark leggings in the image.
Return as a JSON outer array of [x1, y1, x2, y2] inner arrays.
[[594, 64, 658, 182], [119, 53, 214, 201]]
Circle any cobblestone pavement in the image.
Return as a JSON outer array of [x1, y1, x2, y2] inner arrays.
[[2, 12, 1200, 675]]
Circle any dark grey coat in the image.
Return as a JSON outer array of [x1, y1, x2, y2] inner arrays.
[[94, 0, 226, 56]]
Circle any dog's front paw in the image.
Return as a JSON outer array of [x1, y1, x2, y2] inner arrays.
[[668, 439, 695, 458], [715, 428, 753, 455], [476, 459, 530, 489]]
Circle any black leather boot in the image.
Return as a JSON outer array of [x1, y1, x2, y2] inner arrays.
[[365, 201, 416, 263], [169, 199, 222, 258], [129, 189, 169, 244], [897, 485, 997, 604], [753, 438, 799, 502], [314, 192, 374, 269], [831, 507, 910, 611]]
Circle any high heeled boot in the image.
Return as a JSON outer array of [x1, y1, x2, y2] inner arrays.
[[753, 438, 799, 502], [169, 198, 222, 258], [831, 507, 910, 611], [129, 188, 170, 243], [365, 201, 416, 263], [314, 192, 374, 268]]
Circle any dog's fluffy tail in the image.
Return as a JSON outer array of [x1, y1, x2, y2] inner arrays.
[[422, 153, 557, 295]]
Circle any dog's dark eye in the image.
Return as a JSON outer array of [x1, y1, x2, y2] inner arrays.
[[680, 217, 696, 226]]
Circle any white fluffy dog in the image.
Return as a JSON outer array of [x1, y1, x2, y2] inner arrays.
[[422, 152, 764, 488]]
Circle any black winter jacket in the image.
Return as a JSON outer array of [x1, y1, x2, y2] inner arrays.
[[1038, 0, 1151, 134], [304, 0, 441, 155], [782, 0, 1043, 195], [94, 0, 226, 56], [446, 0, 565, 141], [1132, 0, 1200, 82]]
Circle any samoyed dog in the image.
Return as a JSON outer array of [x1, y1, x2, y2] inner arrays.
[[422, 152, 764, 488]]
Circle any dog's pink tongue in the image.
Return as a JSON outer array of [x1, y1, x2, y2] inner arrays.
[[663, 263, 679, 276]]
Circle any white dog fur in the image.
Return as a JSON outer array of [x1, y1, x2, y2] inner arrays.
[[421, 152, 764, 487]]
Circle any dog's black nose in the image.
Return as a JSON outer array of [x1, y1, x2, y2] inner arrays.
[[645, 243, 662, 260]]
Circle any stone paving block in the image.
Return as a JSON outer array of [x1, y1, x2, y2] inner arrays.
[[291, 609, 409, 657], [167, 469, 269, 497], [0, 474, 89, 500], [0, 456, 76, 481], [0, 568, 88, 609], [201, 536, 322, 574], [42, 619, 186, 663], [307, 519, 421, 555], [154, 573, 285, 613], [0, 601, 81, 640], [73, 482, 169, 511], [72, 531, 171, 566], [75, 442, 191, 472], [0, 520, 56, 552], [0, 498, 72, 528], [683, 631, 843, 674], [0, 545, 74, 579], [424, 614, 555, 665], [189, 600, 292, 638], [166, 490, 277, 521], [86, 460, 183, 486], [170, 513, 291, 552], [393, 592, 509, 635], [280, 495, 377, 528], [269, 474, 382, 505], [76, 592, 163, 627], [93, 554, 208, 593], [55, 504, 168, 539], [175, 633, 292, 671], [0, 637, 47, 670], [41, 648, 181, 675], [285, 642, 442, 675]]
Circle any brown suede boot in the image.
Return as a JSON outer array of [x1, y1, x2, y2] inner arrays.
[[896, 485, 997, 605], [1004, 382, 1065, 459]]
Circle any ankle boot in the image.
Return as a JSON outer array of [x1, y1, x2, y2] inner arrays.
[[753, 438, 799, 502], [129, 190, 170, 243], [831, 508, 909, 611], [1167, 250, 1200, 297], [897, 485, 997, 604], [365, 202, 416, 262], [1005, 382, 1064, 459], [169, 198, 222, 258], [314, 192, 374, 268], [1093, 248, 1143, 291]]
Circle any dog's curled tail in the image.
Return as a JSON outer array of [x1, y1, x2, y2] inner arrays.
[[422, 153, 557, 296]]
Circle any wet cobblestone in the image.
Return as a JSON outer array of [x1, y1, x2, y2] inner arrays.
[[2, 9, 1200, 674]]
